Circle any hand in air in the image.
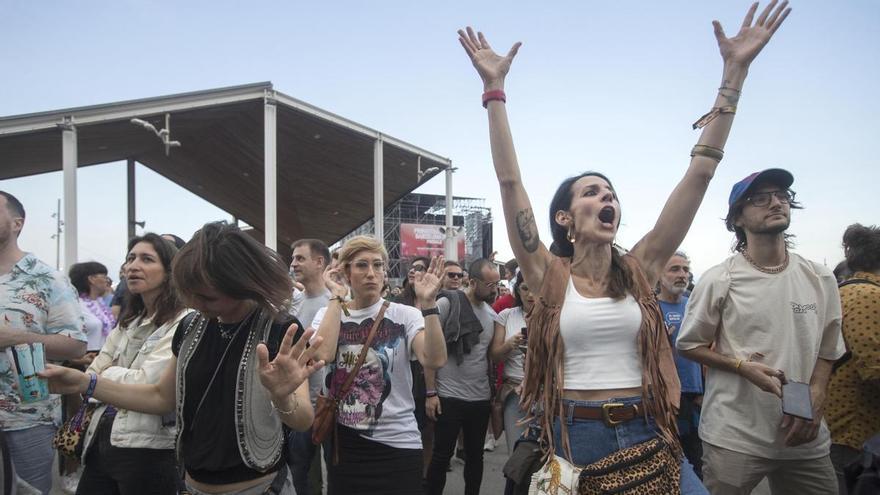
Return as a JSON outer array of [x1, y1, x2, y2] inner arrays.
[[322, 265, 348, 298], [413, 256, 446, 305], [714, 1, 792, 68], [457, 27, 521, 90], [257, 325, 325, 399]]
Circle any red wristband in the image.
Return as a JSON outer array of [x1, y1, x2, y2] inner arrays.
[[482, 90, 506, 108]]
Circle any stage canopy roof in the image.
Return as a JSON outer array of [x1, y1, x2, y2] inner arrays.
[[0, 81, 450, 255]]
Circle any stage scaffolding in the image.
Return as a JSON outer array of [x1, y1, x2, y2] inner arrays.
[[337, 193, 492, 285]]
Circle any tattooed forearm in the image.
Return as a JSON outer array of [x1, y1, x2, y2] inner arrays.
[[515, 208, 540, 253], [718, 84, 740, 106], [720, 91, 740, 106]]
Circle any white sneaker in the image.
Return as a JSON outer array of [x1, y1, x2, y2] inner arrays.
[[483, 436, 496, 452]]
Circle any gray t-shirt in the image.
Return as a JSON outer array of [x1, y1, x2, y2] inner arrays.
[[294, 289, 331, 407], [436, 296, 497, 401]]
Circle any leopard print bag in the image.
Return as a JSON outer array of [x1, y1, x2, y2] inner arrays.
[[578, 437, 680, 495], [52, 400, 97, 460]]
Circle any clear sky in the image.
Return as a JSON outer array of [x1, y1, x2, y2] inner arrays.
[[2, 0, 877, 279]]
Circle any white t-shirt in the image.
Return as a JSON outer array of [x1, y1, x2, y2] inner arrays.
[[496, 307, 526, 381], [312, 299, 424, 449], [436, 297, 496, 401], [677, 253, 845, 459], [80, 301, 106, 351]]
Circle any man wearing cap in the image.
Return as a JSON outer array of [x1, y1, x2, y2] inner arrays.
[[676, 169, 845, 494]]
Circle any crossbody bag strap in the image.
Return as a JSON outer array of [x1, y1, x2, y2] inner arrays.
[[333, 300, 389, 401]]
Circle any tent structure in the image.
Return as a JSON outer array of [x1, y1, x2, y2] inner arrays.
[[0, 82, 453, 265]]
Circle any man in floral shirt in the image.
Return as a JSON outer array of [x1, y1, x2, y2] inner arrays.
[[0, 191, 86, 494]]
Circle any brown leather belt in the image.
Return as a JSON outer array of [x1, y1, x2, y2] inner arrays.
[[570, 402, 641, 427]]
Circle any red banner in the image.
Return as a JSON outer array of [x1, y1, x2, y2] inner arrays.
[[400, 223, 466, 259]]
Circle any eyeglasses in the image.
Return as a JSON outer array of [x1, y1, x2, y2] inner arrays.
[[409, 265, 426, 273], [745, 190, 795, 207], [351, 260, 386, 273], [446, 272, 464, 279]]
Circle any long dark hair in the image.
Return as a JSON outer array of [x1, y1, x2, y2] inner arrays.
[[172, 221, 293, 316], [548, 172, 632, 299], [120, 233, 185, 328]]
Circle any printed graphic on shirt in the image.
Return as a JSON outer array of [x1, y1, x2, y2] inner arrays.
[[664, 309, 683, 334], [327, 317, 406, 435]]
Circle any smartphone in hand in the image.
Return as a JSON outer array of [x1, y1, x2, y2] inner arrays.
[[782, 381, 813, 421]]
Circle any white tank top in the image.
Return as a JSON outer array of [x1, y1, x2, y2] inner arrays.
[[558, 277, 643, 390]]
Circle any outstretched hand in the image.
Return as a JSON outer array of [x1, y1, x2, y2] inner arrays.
[[458, 27, 522, 90], [257, 325, 325, 400], [413, 255, 445, 306], [714, 1, 791, 68], [39, 364, 89, 395]]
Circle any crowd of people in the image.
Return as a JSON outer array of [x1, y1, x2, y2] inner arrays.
[[0, 2, 878, 494]]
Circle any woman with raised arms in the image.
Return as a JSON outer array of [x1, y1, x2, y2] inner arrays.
[[458, 2, 791, 493]]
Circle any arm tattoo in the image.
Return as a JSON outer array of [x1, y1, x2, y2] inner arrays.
[[515, 208, 540, 253], [721, 92, 740, 106]]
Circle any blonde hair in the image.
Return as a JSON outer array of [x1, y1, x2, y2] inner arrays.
[[337, 235, 388, 268]]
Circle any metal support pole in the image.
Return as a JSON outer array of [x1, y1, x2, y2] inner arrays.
[[264, 93, 278, 249], [444, 166, 457, 261], [61, 119, 78, 268], [373, 136, 384, 242], [127, 159, 136, 240]]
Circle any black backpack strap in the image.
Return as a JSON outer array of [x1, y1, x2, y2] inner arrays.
[[839, 278, 880, 289]]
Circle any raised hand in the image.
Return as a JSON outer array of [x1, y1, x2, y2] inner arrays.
[[714, 1, 792, 68], [322, 265, 348, 298], [257, 325, 325, 400], [413, 255, 445, 306], [458, 27, 522, 90], [39, 364, 90, 395]]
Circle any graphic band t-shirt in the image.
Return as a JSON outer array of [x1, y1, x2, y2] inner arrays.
[[312, 299, 425, 449], [658, 297, 703, 394]]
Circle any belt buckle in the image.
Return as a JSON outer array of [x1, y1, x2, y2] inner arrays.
[[601, 402, 626, 427]]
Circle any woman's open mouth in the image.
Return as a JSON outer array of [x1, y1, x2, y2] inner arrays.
[[598, 206, 616, 226]]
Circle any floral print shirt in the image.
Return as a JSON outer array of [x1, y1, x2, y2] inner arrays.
[[0, 254, 86, 430]]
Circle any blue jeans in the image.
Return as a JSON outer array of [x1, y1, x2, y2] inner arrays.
[[288, 429, 321, 495], [554, 397, 707, 495], [502, 392, 526, 454], [5, 424, 56, 494]]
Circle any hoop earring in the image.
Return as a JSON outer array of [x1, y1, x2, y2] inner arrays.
[[567, 225, 576, 243]]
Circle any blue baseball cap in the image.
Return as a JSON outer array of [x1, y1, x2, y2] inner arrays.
[[728, 168, 794, 207]]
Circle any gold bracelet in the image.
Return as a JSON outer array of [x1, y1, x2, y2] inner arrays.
[[331, 295, 350, 317], [271, 396, 299, 416], [690, 144, 725, 162], [692, 105, 737, 130], [734, 359, 744, 374]]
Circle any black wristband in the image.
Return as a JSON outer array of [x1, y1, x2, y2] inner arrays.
[[421, 307, 440, 318]]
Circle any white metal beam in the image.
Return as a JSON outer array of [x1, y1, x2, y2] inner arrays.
[[373, 136, 384, 242], [60, 119, 77, 268], [264, 93, 278, 249], [127, 159, 136, 240], [444, 166, 457, 262]]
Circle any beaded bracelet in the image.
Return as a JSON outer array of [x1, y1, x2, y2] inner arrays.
[[84, 373, 98, 399]]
